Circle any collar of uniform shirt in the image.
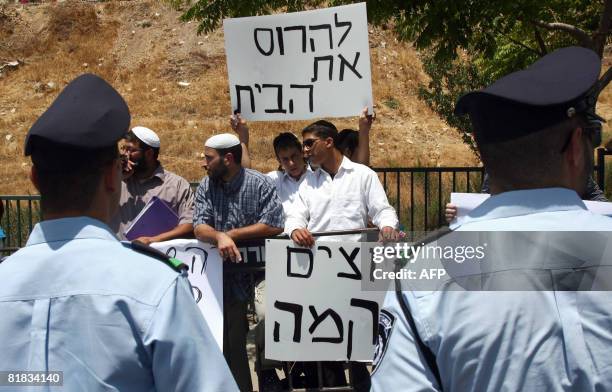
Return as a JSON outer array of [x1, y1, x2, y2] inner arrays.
[[453, 188, 586, 229], [25, 216, 118, 246]]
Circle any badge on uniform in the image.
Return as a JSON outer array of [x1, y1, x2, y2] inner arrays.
[[372, 308, 396, 374]]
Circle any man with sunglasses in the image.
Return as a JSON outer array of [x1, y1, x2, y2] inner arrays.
[[286, 119, 399, 246], [372, 47, 612, 391], [111, 126, 195, 244], [283, 119, 398, 390]]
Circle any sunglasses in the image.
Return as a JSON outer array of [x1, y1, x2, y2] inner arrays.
[[303, 138, 321, 149]]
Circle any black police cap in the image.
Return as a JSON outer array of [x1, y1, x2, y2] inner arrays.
[[455, 46, 603, 144], [24, 73, 130, 155]]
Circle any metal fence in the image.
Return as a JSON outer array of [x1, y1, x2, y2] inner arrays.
[[0, 166, 487, 254], [3, 153, 612, 255]]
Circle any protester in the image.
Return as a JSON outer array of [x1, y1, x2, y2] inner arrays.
[[0, 73, 236, 391], [267, 132, 311, 210], [194, 132, 285, 392], [111, 126, 194, 244], [282, 119, 399, 390], [247, 132, 311, 390], [336, 106, 374, 165], [372, 46, 612, 391], [286, 119, 399, 246]]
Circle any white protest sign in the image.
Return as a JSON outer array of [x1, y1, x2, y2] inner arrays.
[[265, 239, 386, 361], [151, 240, 223, 350], [223, 3, 372, 121], [450, 192, 612, 227]]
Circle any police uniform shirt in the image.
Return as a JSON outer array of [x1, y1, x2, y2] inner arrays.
[[371, 188, 612, 391], [0, 217, 238, 391]]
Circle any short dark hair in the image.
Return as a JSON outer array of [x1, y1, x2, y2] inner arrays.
[[477, 115, 587, 190], [218, 144, 242, 165], [28, 137, 118, 214], [337, 129, 359, 156], [125, 130, 160, 160], [273, 132, 302, 157], [302, 120, 338, 145]]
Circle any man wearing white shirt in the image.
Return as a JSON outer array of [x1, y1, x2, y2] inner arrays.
[[284, 119, 398, 390], [286, 120, 399, 246], [267, 132, 311, 212]]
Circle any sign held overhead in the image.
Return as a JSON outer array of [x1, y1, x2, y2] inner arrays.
[[223, 3, 373, 121]]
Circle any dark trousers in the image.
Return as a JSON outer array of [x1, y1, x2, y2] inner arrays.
[[290, 361, 370, 390], [223, 297, 252, 392]]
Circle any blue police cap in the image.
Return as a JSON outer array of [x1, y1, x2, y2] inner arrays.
[[25, 73, 130, 155], [455, 46, 603, 144]]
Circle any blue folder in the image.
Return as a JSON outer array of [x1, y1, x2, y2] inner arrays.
[[124, 197, 179, 241]]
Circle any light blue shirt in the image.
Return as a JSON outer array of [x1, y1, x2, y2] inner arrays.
[[0, 217, 237, 392], [372, 188, 612, 391]]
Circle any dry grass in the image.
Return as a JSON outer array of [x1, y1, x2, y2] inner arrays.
[[1, 0, 610, 196]]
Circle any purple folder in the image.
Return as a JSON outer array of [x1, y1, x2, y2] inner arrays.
[[124, 196, 179, 240]]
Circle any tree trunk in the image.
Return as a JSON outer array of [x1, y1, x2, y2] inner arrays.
[[592, 0, 612, 57]]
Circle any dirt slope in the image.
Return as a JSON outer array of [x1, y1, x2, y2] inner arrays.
[[1, 0, 608, 194]]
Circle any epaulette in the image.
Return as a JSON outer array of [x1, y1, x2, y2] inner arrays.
[[127, 240, 188, 273]]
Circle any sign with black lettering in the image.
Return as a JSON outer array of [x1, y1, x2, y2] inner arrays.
[[265, 239, 385, 360], [151, 239, 223, 350], [223, 3, 372, 121]]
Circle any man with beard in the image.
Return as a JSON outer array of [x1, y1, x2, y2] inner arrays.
[[112, 126, 194, 243], [194, 133, 285, 392]]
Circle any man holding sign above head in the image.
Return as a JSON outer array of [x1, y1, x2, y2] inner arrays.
[[372, 47, 612, 391], [278, 118, 397, 390], [285, 119, 399, 246], [194, 132, 285, 392], [0, 74, 236, 391]]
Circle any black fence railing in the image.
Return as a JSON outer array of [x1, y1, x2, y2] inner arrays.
[[3, 154, 611, 255]]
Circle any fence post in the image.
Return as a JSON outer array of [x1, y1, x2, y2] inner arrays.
[[597, 147, 605, 190]]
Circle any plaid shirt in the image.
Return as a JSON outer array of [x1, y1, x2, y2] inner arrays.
[[194, 168, 284, 230], [194, 168, 284, 299]]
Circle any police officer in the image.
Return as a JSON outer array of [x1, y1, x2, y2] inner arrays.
[[371, 47, 612, 391], [0, 74, 238, 391]]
